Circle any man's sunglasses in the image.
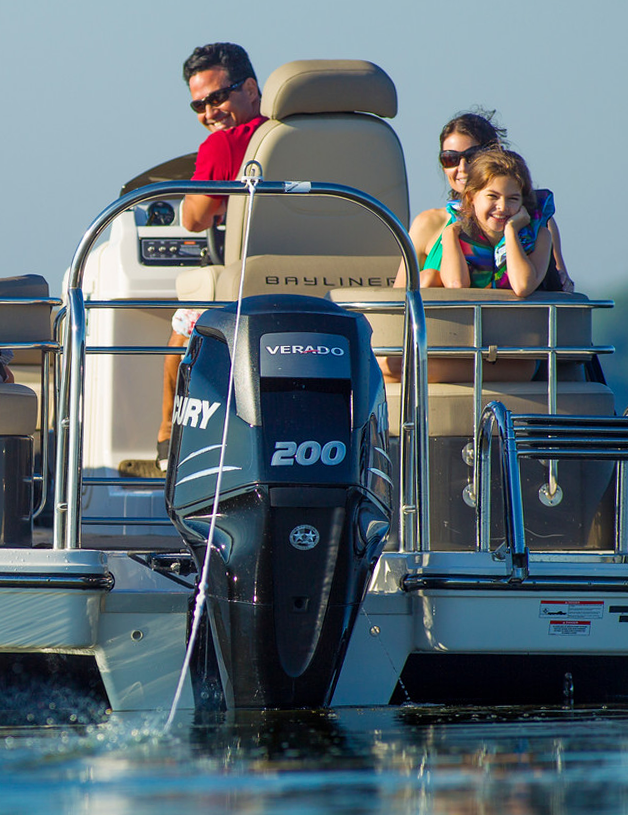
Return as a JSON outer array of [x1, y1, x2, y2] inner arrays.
[[190, 78, 246, 113], [439, 146, 482, 169]]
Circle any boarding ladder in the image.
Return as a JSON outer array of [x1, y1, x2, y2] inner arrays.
[[479, 405, 628, 575]]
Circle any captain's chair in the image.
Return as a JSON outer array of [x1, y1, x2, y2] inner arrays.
[[176, 59, 409, 302]]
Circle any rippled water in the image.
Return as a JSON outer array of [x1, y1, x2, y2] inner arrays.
[[3, 705, 628, 814]]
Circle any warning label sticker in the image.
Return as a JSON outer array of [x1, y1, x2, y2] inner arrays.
[[548, 620, 591, 636], [539, 600, 604, 620]]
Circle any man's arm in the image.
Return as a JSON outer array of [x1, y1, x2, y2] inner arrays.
[[182, 194, 225, 232], [183, 128, 230, 232]]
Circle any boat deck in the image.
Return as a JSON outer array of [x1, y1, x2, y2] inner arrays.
[[33, 529, 187, 552]]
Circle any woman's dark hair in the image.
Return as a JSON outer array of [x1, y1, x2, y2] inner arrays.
[[183, 42, 258, 86], [459, 148, 537, 232], [440, 108, 508, 200], [439, 107, 508, 150]]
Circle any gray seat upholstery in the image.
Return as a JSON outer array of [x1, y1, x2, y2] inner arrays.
[[387, 380, 615, 438], [0, 274, 52, 435], [0, 383, 37, 435], [0, 274, 51, 366]]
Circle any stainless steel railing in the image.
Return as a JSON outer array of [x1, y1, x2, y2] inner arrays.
[[342, 293, 616, 560], [53, 179, 423, 549], [0, 295, 62, 519]]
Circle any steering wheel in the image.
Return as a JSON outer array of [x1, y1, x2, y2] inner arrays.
[[206, 216, 225, 266]]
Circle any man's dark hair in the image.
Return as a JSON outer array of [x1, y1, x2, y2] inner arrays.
[[183, 42, 257, 85]]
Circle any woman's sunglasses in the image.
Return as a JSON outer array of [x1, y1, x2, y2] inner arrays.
[[190, 78, 246, 113], [439, 146, 482, 169]]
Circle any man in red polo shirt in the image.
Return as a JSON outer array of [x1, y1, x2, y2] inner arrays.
[[157, 43, 267, 468]]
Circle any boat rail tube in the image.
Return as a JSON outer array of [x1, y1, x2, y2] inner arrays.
[[0, 284, 61, 538], [54, 179, 424, 552]]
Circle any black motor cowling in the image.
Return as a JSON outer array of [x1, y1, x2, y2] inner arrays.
[[165, 294, 392, 708]]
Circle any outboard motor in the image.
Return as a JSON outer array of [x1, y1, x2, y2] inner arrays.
[[165, 294, 392, 709]]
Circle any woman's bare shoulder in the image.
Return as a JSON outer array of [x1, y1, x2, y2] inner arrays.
[[410, 207, 449, 235], [408, 207, 450, 257]]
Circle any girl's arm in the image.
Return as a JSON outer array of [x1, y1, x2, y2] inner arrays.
[[504, 210, 552, 296], [438, 221, 470, 288]]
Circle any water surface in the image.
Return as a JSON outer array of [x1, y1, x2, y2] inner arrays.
[[2, 706, 628, 814]]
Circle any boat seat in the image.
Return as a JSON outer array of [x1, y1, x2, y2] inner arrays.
[[0, 274, 52, 366], [329, 286, 594, 357], [386, 380, 615, 438], [0, 274, 54, 431], [209, 255, 398, 300], [383, 378, 616, 549], [176, 255, 398, 301], [328, 286, 607, 436], [329, 286, 617, 552], [177, 59, 408, 302], [0, 381, 36, 546], [0, 383, 38, 436]]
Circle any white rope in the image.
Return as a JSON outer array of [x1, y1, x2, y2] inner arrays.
[[164, 166, 261, 731]]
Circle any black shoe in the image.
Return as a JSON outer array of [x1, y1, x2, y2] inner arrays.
[[156, 439, 170, 472]]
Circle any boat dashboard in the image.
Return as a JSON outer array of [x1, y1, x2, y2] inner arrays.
[[114, 152, 218, 270], [134, 198, 209, 267]]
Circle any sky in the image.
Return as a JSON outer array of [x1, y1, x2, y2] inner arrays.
[[0, 0, 625, 301]]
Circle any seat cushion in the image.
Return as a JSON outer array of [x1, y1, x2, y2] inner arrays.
[[0, 274, 52, 366], [0, 383, 38, 435], [175, 265, 218, 301], [215, 255, 398, 299], [329, 287, 594, 351], [386, 380, 616, 438]]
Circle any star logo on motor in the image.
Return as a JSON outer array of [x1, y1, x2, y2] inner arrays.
[[289, 525, 320, 550]]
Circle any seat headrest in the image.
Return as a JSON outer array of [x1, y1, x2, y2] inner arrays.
[[0, 274, 49, 298], [261, 59, 397, 120]]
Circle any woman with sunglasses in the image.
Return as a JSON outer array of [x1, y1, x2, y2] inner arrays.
[[382, 111, 571, 384], [395, 110, 572, 291]]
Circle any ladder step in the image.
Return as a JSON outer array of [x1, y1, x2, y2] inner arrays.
[[505, 414, 628, 458]]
